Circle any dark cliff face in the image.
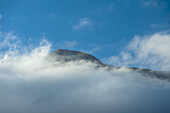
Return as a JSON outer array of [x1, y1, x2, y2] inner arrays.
[[50, 49, 103, 65]]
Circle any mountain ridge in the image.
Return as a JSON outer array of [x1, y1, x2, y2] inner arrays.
[[50, 49, 170, 81]]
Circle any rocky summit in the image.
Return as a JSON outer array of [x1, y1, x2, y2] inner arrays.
[[51, 49, 103, 65], [50, 49, 170, 81]]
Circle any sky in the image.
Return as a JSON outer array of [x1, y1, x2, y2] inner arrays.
[[0, 1, 170, 113], [0, 0, 170, 69]]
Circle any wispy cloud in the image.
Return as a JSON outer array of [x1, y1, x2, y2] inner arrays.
[[149, 23, 170, 29], [0, 14, 2, 21], [63, 40, 77, 48], [44, 13, 61, 20], [55, 40, 77, 49], [141, 0, 167, 9], [107, 3, 115, 11], [0, 32, 18, 49], [143, 0, 158, 7], [0, 14, 2, 29], [103, 31, 170, 71], [73, 18, 92, 29], [82, 46, 101, 54]]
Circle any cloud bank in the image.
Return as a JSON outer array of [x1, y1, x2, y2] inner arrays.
[[103, 31, 170, 71], [0, 30, 170, 113]]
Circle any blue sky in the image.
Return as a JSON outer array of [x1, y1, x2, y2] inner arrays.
[[1, 1, 170, 112], [0, 0, 170, 65]]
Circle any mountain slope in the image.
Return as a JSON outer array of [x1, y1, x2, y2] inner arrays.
[[50, 49, 170, 81], [50, 49, 103, 65]]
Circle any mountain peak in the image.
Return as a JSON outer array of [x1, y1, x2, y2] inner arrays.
[[50, 49, 170, 81], [51, 49, 103, 65]]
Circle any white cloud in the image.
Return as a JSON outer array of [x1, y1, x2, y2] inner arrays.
[[0, 39, 169, 113], [0, 31, 51, 60], [103, 31, 170, 71], [0, 32, 18, 48], [0, 27, 170, 113], [73, 18, 92, 29]]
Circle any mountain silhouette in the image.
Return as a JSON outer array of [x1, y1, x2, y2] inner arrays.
[[50, 49, 170, 81], [51, 49, 103, 65]]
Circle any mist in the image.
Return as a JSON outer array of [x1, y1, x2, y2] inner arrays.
[[0, 34, 170, 113]]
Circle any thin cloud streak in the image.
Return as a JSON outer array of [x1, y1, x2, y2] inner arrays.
[[107, 3, 115, 11], [141, 0, 167, 9], [73, 18, 92, 29], [55, 40, 77, 49], [0, 14, 2, 21]]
